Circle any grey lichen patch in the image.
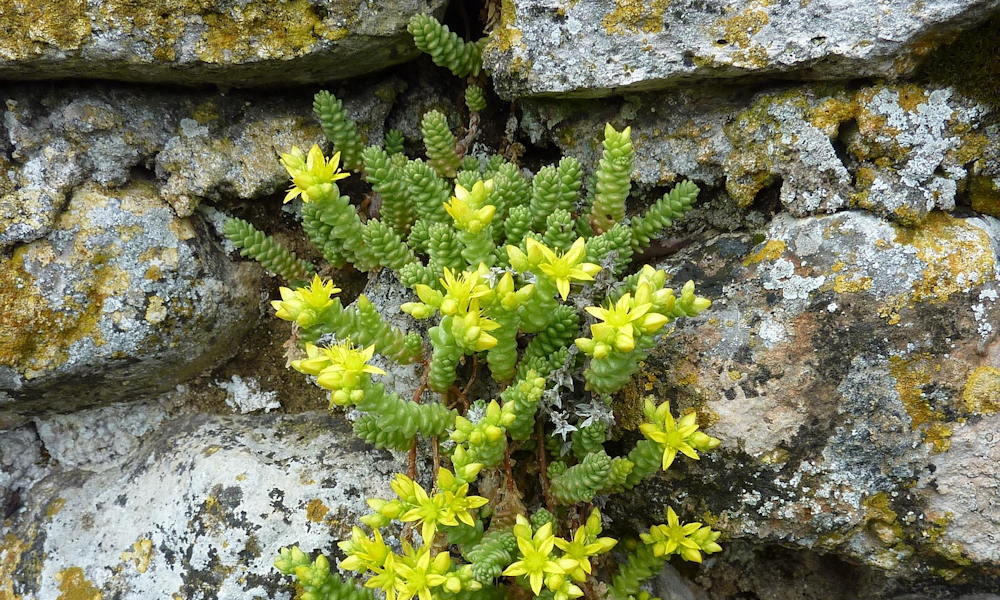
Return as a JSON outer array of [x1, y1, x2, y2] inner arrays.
[[522, 80, 996, 227], [724, 83, 992, 224], [4, 411, 405, 599], [1, 78, 399, 247]]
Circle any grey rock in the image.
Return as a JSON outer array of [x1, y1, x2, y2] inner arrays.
[[0, 182, 262, 422], [3, 411, 405, 600], [606, 210, 1000, 588], [485, 0, 1000, 99], [1, 79, 400, 247], [0, 425, 47, 520], [650, 564, 709, 600], [0, 0, 446, 87], [33, 400, 169, 471], [521, 81, 997, 224]]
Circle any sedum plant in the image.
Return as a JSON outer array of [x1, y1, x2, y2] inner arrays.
[[225, 13, 722, 600]]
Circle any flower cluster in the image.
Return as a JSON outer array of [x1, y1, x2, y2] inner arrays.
[[243, 17, 730, 598]]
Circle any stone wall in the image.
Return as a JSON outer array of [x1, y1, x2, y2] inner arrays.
[[1, 1, 999, 599]]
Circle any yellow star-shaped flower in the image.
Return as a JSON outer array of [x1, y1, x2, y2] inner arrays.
[[638, 399, 719, 470], [279, 144, 349, 203], [502, 515, 576, 595]]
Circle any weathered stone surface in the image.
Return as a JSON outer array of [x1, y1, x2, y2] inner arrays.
[[522, 81, 998, 225], [2, 410, 405, 600], [0, 0, 446, 87], [607, 210, 1000, 594], [0, 182, 261, 422], [486, 0, 1000, 99], [1, 79, 400, 247]]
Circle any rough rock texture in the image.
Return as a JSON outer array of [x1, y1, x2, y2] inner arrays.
[[0, 0, 447, 87], [1, 78, 402, 247], [521, 80, 999, 225], [0, 181, 261, 423], [606, 210, 1000, 596], [486, 0, 1000, 99], [1, 410, 405, 600]]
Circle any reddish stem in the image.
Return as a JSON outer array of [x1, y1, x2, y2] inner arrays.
[[536, 418, 555, 514]]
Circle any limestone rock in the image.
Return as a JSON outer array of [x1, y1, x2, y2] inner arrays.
[[0, 182, 261, 423], [486, 0, 1000, 99], [0, 0, 446, 87], [606, 210, 1000, 593], [2, 411, 405, 600], [1, 79, 400, 247], [521, 81, 998, 224]]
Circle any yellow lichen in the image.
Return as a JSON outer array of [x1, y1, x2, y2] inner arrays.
[[56, 567, 102, 600], [490, 0, 524, 53], [962, 366, 1000, 414], [896, 84, 929, 112], [602, 0, 670, 34], [863, 493, 903, 546], [120, 539, 154, 574], [198, 0, 330, 64], [758, 448, 789, 464], [893, 212, 996, 303], [742, 239, 786, 265], [806, 97, 858, 137], [46, 498, 67, 518], [832, 274, 873, 294], [889, 355, 951, 452], [969, 175, 1000, 218], [0, 0, 92, 60], [191, 100, 219, 125], [305, 498, 330, 523], [1, 533, 29, 600], [715, 2, 770, 49], [93, 0, 355, 65], [0, 247, 115, 378]]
